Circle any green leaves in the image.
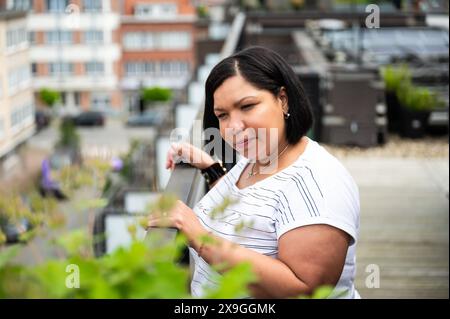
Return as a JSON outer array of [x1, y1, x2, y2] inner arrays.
[[382, 64, 411, 93], [39, 88, 60, 107], [210, 196, 238, 220], [57, 120, 80, 148], [383, 64, 446, 112], [397, 83, 445, 112], [0, 172, 261, 299], [53, 228, 93, 258], [141, 87, 172, 103], [75, 198, 108, 211], [0, 244, 21, 268], [203, 262, 257, 299]]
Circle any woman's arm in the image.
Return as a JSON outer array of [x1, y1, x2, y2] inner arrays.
[[166, 142, 225, 189], [193, 224, 350, 298], [148, 200, 350, 298], [166, 142, 216, 170]]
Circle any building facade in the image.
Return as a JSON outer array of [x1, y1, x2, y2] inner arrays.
[[27, 0, 122, 113], [120, 0, 197, 113], [0, 9, 35, 159]]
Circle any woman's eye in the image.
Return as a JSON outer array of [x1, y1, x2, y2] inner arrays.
[[216, 113, 227, 119], [241, 104, 254, 110]]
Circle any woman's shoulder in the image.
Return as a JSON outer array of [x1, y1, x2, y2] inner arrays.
[[299, 139, 350, 175]]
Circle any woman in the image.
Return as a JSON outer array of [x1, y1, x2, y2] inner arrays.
[[148, 46, 360, 299]]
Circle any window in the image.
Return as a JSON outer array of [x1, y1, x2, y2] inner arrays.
[[91, 93, 111, 109], [46, 0, 69, 12], [6, 27, 28, 49], [10, 102, 34, 130], [125, 62, 138, 76], [84, 0, 102, 12], [124, 60, 190, 77], [74, 92, 81, 105], [60, 92, 66, 105], [123, 31, 190, 50], [135, 5, 153, 16], [123, 32, 141, 50], [85, 62, 104, 75], [158, 32, 191, 50], [49, 63, 74, 76], [160, 3, 177, 16], [8, 65, 31, 92], [135, 3, 177, 18], [31, 63, 38, 76], [145, 62, 156, 75], [28, 31, 36, 45], [11, 0, 32, 11], [46, 31, 73, 44], [84, 30, 103, 44]]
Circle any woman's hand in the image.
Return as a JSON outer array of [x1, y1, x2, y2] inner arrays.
[[166, 142, 216, 171], [147, 199, 207, 249]]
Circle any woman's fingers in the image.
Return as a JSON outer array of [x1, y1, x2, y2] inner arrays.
[[147, 215, 174, 229], [166, 142, 214, 170], [165, 151, 173, 169], [166, 143, 181, 169]]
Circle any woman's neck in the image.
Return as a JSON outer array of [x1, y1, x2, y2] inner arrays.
[[255, 136, 308, 173]]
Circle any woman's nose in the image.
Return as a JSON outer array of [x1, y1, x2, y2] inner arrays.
[[227, 115, 245, 133]]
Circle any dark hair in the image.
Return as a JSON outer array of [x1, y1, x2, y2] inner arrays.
[[203, 46, 313, 151]]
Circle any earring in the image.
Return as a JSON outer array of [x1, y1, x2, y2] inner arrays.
[[284, 112, 290, 120]]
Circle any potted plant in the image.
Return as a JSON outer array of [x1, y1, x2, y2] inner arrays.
[[39, 88, 61, 117], [381, 65, 411, 132], [140, 87, 172, 110], [396, 83, 441, 138]]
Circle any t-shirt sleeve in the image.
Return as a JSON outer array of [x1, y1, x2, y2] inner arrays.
[[274, 169, 358, 245]]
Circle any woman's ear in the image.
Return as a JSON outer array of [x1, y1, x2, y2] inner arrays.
[[278, 87, 289, 113]]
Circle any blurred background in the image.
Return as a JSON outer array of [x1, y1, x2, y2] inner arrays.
[[0, 0, 448, 298]]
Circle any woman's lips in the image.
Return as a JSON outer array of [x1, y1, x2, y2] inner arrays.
[[235, 137, 255, 149]]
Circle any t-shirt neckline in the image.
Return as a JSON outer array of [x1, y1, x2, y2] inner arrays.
[[232, 137, 312, 192]]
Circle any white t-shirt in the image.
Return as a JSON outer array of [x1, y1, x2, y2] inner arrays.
[[189, 138, 360, 298]]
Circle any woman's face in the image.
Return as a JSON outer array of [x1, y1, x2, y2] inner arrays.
[[213, 74, 288, 161]]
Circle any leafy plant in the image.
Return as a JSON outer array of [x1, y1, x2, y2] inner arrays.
[[396, 83, 445, 112], [141, 87, 172, 105], [196, 5, 209, 18], [0, 157, 338, 299], [382, 64, 411, 93], [382, 64, 447, 112], [39, 88, 60, 108], [56, 120, 80, 148]]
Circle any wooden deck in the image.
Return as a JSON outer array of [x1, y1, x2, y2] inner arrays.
[[342, 157, 449, 298]]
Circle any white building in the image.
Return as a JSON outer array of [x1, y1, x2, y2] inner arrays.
[[0, 9, 35, 160]]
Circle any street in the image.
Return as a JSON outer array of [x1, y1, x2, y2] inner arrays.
[[30, 117, 158, 158]]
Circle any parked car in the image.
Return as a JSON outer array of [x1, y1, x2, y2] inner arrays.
[[0, 215, 32, 244], [126, 111, 165, 127], [0, 194, 33, 244], [35, 110, 52, 131], [64, 111, 105, 127]]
